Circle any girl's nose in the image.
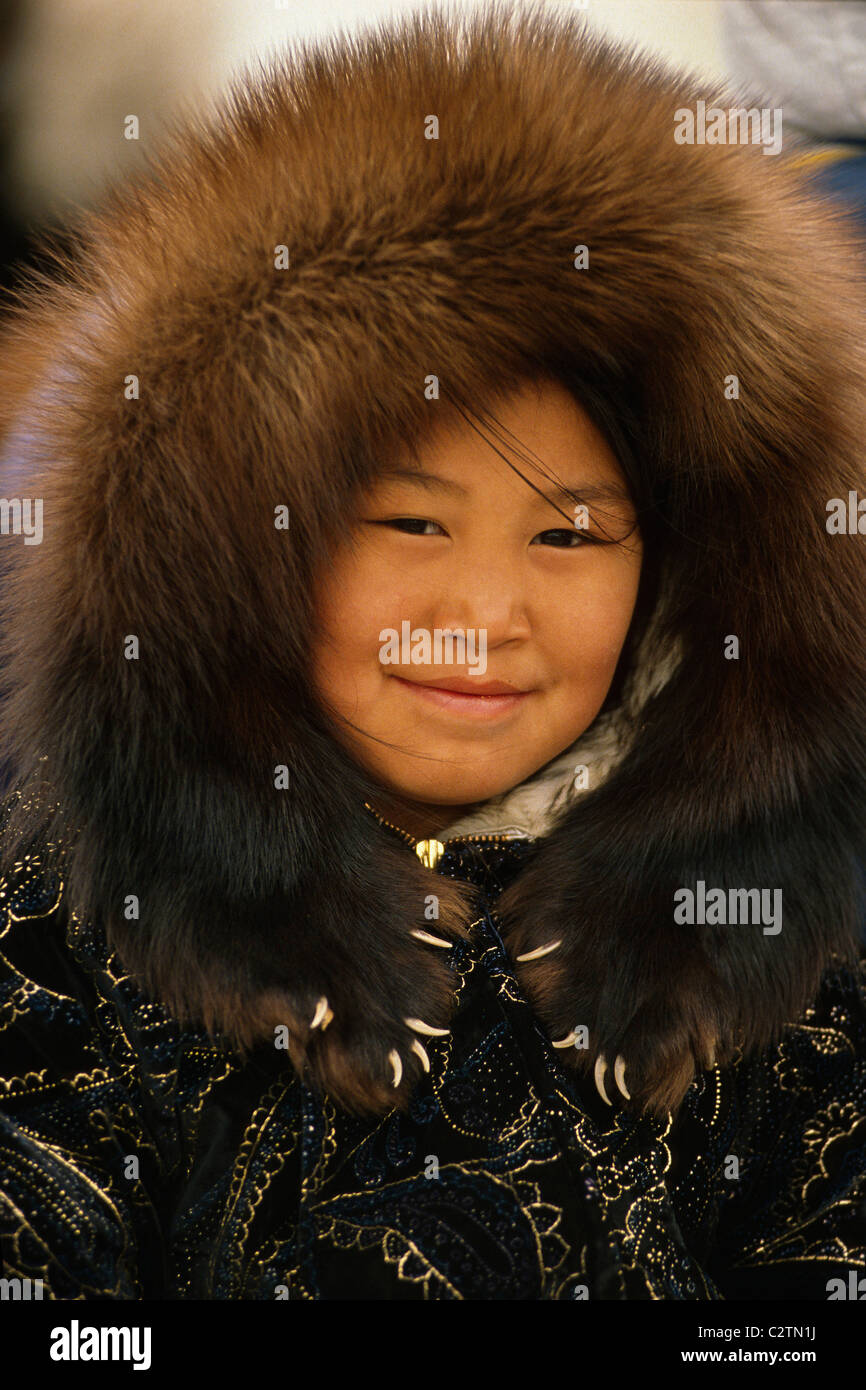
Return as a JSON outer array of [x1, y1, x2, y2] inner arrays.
[[420, 536, 532, 645], [433, 588, 532, 649]]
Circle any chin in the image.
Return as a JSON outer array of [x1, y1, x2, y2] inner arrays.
[[397, 768, 527, 807]]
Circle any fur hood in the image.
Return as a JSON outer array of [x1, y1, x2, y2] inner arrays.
[[1, 3, 865, 1120]]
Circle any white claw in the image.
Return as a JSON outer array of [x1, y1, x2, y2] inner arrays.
[[552, 1029, 578, 1048], [515, 939, 563, 962], [594, 1054, 612, 1106], [411, 929, 453, 949], [614, 1054, 631, 1100], [410, 1038, 430, 1073], [404, 1017, 449, 1036], [310, 997, 333, 1030], [389, 1049, 403, 1088]]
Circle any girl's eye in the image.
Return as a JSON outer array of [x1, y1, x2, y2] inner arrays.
[[370, 518, 445, 535], [532, 529, 596, 547], [368, 520, 596, 545]]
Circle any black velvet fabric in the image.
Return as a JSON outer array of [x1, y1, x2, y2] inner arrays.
[[0, 829, 864, 1300]]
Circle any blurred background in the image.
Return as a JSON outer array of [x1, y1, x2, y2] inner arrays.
[[1, 0, 865, 298]]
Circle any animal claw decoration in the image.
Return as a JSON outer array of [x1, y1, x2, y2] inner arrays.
[[278, 984, 457, 1114], [410, 929, 454, 949], [549, 1037, 719, 1110], [593, 1053, 632, 1105], [515, 939, 563, 963], [310, 996, 334, 1031], [410, 1038, 431, 1074], [509, 918, 733, 1119], [404, 1017, 450, 1037], [388, 1050, 403, 1089], [521, 940, 680, 1110]]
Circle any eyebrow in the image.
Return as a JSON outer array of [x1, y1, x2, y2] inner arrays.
[[376, 466, 633, 508]]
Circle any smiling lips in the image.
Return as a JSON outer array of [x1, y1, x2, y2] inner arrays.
[[390, 673, 532, 718], [404, 675, 527, 694]]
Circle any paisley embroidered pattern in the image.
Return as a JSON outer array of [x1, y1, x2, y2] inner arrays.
[[0, 826, 864, 1300]]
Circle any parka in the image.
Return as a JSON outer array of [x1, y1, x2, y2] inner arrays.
[[0, 2, 865, 1300]]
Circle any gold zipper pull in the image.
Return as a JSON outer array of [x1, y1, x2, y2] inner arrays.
[[363, 801, 528, 867], [415, 838, 445, 870]]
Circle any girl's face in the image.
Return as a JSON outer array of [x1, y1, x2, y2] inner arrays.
[[310, 379, 643, 837]]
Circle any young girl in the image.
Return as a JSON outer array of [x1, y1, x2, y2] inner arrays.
[[0, 4, 864, 1300]]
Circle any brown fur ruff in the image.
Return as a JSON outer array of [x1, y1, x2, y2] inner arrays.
[[0, 2, 865, 1118]]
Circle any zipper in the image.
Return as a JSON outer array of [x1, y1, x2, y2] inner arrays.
[[363, 801, 530, 869]]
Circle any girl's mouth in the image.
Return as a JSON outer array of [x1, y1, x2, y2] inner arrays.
[[390, 674, 532, 719]]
